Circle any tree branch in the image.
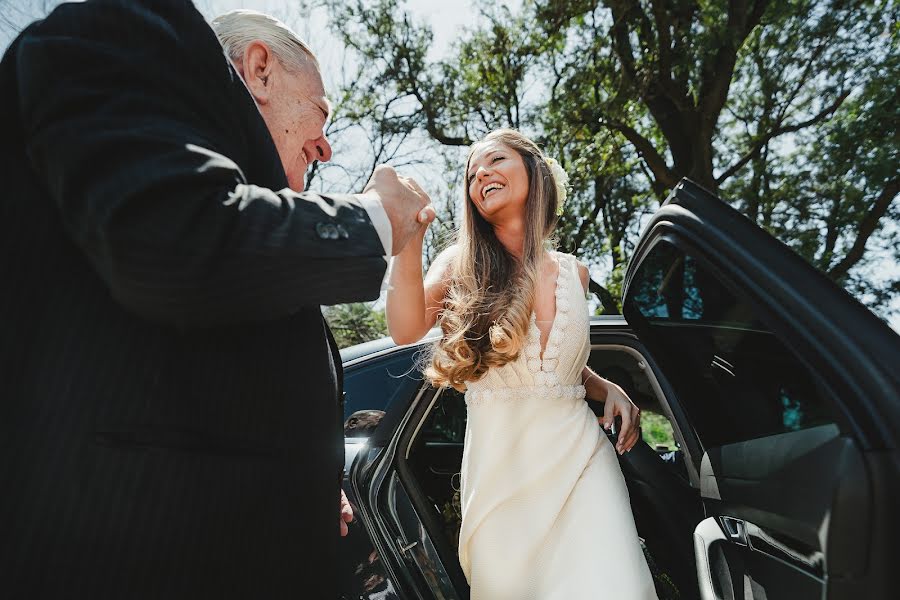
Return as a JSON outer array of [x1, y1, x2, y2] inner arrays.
[[716, 90, 849, 184], [589, 279, 621, 314], [607, 1, 639, 84], [827, 178, 900, 280], [650, 0, 673, 82], [697, 0, 770, 123], [603, 120, 679, 189], [573, 176, 608, 251]]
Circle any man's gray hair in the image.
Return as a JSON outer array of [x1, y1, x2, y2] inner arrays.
[[211, 10, 319, 73]]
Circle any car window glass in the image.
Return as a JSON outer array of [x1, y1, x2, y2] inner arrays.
[[626, 239, 836, 448], [419, 388, 467, 444], [343, 350, 421, 422], [641, 411, 677, 450], [587, 350, 677, 451]]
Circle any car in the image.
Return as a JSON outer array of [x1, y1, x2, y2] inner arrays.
[[336, 179, 900, 600]]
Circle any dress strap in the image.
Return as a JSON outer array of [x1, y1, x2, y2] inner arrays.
[[554, 251, 576, 278]]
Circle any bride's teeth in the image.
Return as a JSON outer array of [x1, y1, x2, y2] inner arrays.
[[483, 184, 504, 199]]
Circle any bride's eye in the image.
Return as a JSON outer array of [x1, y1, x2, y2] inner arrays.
[[492, 155, 504, 163]]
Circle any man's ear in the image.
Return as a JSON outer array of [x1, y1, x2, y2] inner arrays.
[[240, 40, 275, 104]]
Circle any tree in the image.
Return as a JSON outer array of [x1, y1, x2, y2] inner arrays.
[[0, 0, 60, 44], [323, 302, 388, 347], [322, 0, 899, 317]]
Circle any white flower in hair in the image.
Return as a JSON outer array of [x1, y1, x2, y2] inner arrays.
[[544, 157, 569, 215]]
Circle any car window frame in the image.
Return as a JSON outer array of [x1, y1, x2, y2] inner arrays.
[[342, 344, 428, 443], [624, 232, 858, 449]]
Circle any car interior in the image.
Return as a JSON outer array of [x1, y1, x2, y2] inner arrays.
[[622, 239, 852, 599], [399, 344, 703, 599]]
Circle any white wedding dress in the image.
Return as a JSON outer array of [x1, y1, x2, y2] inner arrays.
[[458, 253, 658, 600]]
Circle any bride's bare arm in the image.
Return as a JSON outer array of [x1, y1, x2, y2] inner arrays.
[[576, 259, 641, 454], [386, 237, 456, 345]]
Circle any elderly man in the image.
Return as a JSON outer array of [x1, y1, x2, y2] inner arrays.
[[0, 0, 431, 597]]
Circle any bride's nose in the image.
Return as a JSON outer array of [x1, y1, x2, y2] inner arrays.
[[476, 165, 491, 180]]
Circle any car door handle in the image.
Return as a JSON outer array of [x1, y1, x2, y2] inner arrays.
[[396, 536, 418, 556], [720, 516, 747, 545], [428, 466, 457, 476]]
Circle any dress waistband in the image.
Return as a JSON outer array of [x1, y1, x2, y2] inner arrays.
[[465, 383, 586, 406]]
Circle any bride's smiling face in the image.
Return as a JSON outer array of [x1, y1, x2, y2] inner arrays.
[[466, 141, 529, 223]]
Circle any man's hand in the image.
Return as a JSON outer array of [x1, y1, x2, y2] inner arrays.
[[599, 382, 641, 455], [361, 165, 436, 255], [340, 489, 353, 537]]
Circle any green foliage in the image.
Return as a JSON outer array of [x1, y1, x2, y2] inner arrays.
[[641, 411, 677, 450], [323, 303, 388, 348], [323, 0, 899, 318]]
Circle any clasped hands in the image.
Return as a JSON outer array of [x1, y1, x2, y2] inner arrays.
[[359, 164, 436, 256]]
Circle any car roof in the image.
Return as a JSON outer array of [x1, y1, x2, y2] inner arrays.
[[339, 328, 441, 365], [339, 316, 629, 365]]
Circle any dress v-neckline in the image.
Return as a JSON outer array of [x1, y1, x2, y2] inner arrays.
[[531, 253, 564, 361]]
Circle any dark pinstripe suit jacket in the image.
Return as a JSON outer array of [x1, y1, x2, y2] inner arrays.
[[0, 0, 386, 596]]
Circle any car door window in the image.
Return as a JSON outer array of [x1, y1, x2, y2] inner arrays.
[[626, 239, 836, 449], [587, 351, 678, 451], [343, 350, 422, 421], [419, 388, 467, 444]]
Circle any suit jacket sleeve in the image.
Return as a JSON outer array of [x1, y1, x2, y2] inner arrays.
[[14, 0, 387, 327]]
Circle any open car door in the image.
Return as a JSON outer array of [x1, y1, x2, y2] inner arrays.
[[621, 180, 899, 600]]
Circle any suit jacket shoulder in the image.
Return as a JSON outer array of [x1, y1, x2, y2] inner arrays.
[[11, 0, 388, 326]]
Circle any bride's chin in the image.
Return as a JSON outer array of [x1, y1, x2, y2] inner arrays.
[[479, 193, 506, 212]]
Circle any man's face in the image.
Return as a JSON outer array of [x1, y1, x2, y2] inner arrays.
[[233, 41, 334, 192], [264, 65, 332, 192]]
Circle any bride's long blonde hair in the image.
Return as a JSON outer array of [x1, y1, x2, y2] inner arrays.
[[426, 130, 561, 391]]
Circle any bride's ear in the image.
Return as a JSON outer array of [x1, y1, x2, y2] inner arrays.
[[241, 41, 275, 105]]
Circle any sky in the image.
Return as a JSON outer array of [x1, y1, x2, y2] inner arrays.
[[2, 0, 898, 333]]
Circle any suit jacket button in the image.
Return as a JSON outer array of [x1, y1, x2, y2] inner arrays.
[[317, 222, 340, 239], [336, 224, 349, 239]]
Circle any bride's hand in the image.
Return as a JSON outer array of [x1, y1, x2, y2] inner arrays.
[[416, 204, 436, 234], [362, 166, 435, 255], [406, 177, 436, 241], [598, 381, 641, 455]]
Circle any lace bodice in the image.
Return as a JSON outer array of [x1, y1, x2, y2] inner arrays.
[[465, 252, 590, 405]]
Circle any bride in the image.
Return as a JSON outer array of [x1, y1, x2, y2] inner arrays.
[[385, 129, 657, 599]]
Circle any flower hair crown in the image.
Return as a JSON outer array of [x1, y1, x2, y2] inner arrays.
[[544, 157, 570, 216]]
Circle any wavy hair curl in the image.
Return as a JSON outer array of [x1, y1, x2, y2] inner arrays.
[[426, 130, 561, 391]]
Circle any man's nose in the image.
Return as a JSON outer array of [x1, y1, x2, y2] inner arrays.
[[312, 135, 332, 163]]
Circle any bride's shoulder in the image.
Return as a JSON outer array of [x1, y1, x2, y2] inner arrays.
[[436, 243, 460, 260], [433, 244, 460, 270], [575, 260, 590, 292], [424, 244, 460, 285]]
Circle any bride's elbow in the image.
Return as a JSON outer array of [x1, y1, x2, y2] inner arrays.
[[388, 324, 415, 345], [390, 332, 418, 346], [388, 324, 427, 346]]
